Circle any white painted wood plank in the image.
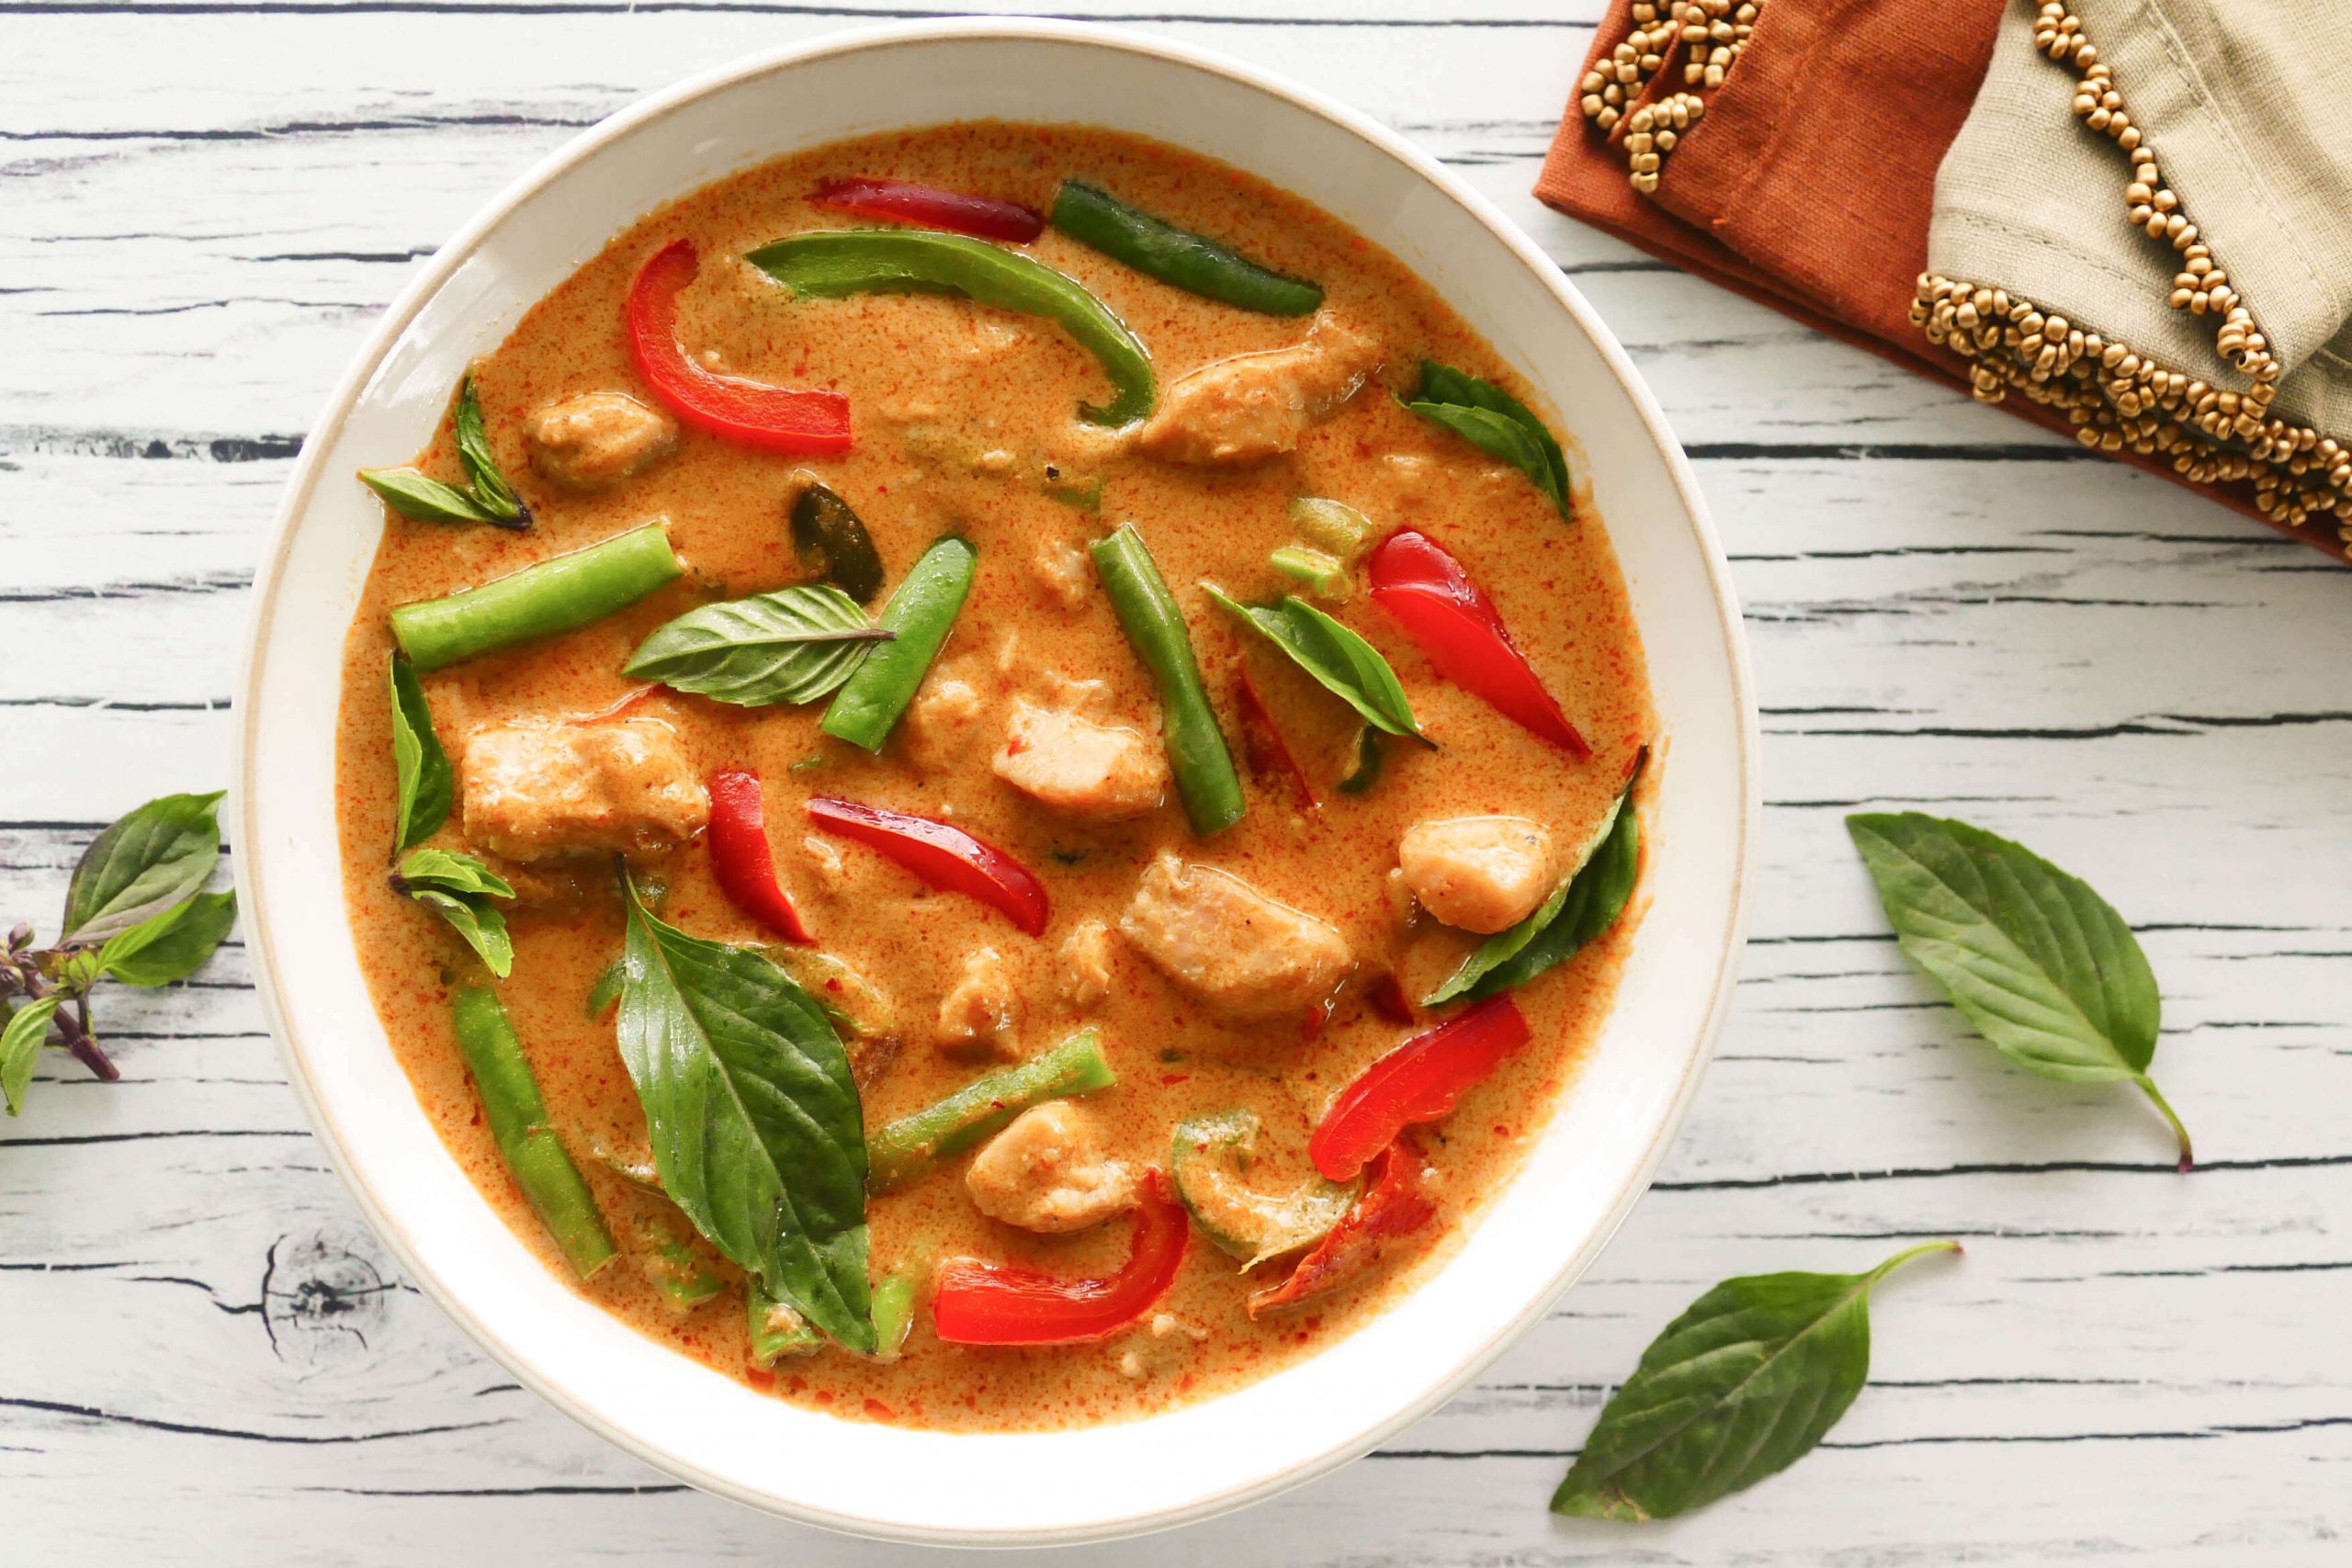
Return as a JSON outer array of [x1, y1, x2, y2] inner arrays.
[[0, 9, 2041, 450]]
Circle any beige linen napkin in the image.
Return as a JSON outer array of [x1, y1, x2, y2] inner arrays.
[[1921, 0, 2352, 534]]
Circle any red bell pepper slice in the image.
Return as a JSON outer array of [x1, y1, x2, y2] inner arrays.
[[1367, 530, 1589, 758], [1249, 1134, 1441, 1317], [707, 770, 812, 944], [810, 177, 1046, 244], [1308, 995, 1531, 1181], [933, 1168, 1190, 1345], [1233, 665, 1317, 811], [803, 795, 1049, 936], [625, 239, 853, 454]]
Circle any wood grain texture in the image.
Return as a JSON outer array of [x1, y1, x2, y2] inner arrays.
[[5, 3, 2348, 1562]]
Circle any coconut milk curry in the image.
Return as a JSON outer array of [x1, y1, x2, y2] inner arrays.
[[337, 121, 1653, 1431]]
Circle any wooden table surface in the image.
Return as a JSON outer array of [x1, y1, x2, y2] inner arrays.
[[6, 3, 2349, 1562]]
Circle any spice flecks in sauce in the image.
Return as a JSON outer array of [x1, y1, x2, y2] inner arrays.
[[335, 120, 1652, 1432]]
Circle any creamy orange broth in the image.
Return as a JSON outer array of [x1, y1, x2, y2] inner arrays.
[[335, 121, 1653, 1431]]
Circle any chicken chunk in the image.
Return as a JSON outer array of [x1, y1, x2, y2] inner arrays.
[[460, 718, 707, 863], [1136, 314, 1382, 467], [936, 945, 1019, 1057], [1032, 536, 1093, 609], [1058, 918, 1116, 1009], [903, 667, 986, 769], [525, 391, 678, 492], [965, 1102, 1136, 1234], [1119, 853, 1352, 1021], [991, 697, 1169, 821], [1398, 816, 1557, 933]]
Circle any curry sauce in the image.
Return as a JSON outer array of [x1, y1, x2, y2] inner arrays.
[[334, 120, 1654, 1431]]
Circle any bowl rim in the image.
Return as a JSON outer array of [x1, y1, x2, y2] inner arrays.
[[232, 15, 1758, 1545]]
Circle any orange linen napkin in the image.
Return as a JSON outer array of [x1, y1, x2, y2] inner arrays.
[[1535, 0, 2348, 561]]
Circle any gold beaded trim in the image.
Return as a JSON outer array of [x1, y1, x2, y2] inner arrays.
[[1917, 4, 2352, 541], [1578, 2, 1762, 193]]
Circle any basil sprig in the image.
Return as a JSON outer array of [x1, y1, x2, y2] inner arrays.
[[1554, 1240, 1958, 1520], [388, 655, 453, 853], [391, 849, 515, 978], [1401, 359, 1572, 519], [1848, 812, 2190, 1166], [1426, 753, 1643, 1006], [453, 374, 529, 525], [616, 874, 874, 1351], [359, 374, 531, 531], [3, 793, 238, 1115], [1203, 585, 1424, 740], [624, 584, 895, 707]]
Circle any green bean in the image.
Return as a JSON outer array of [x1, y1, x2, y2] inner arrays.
[[646, 1235, 723, 1313], [869, 1272, 917, 1361], [747, 1278, 820, 1367], [866, 1027, 1115, 1193], [390, 522, 682, 671], [748, 1270, 914, 1365], [1050, 180, 1325, 318], [1090, 525, 1246, 837], [819, 535, 977, 751], [449, 986, 616, 1280]]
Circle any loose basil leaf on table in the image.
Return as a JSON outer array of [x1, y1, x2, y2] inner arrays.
[[453, 373, 530, 526], [1402, 358, 1572, 519], [623, 584, 894, 707], [1846, 812, 2189, 1167], [616, 874, 875, 1352], [1553, 1240, 1957, 1521], [1, 996, 63, 1117], [1426, 753, 1644, 1006], [394, 848, 516, 978], [388, 655, 453, 854], [60, 790, 225, 945], [1202, 585, 1423, 740], [96, 889, 238, 988], [357, 466, 511, 528]]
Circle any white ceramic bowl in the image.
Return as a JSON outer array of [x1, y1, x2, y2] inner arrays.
[[234, 17, 1757, 1547]]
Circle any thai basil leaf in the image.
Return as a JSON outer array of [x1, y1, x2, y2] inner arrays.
[[396, 848, 514, 900], [616, 876, 873, 1352], [1553, 1240, 1957, 1520], [97, 890, 237, 988], [1847, 812, 2188, 1165], [412, 892, 513, 977], [1, 997, 62, 1117], [586, 958, 626, 1020], [1404, 358, 1571, 518], [61, 792, 224, 945], [1203, 586, 1422, 739], [358, 467, 505, 528], [1427, 757, 1643, 1005], [789, 481, 885, 604], [623, 585, 893, 707], [395, 849, 515, 979], [389, 655, 452, 854], [1337, 726, 1385, 795], [454, 373, 529, 525]]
